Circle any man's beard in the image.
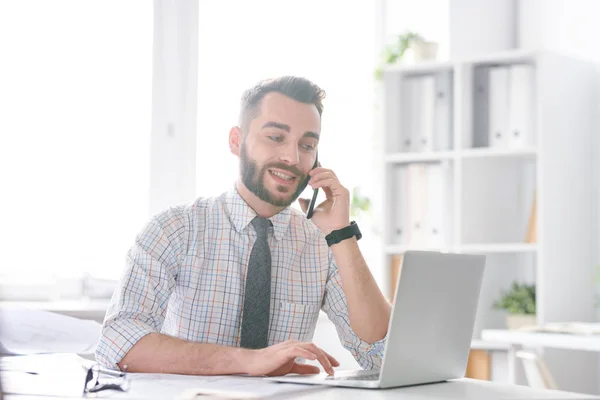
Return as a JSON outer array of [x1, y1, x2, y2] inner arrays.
[[240, 142, 309, 207]]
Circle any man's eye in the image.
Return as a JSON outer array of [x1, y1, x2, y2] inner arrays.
[[268, 136, 283, 142], [300, 143, 315, 151]]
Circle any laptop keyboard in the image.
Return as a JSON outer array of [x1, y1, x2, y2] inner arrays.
[[328, 373, 380, 381]]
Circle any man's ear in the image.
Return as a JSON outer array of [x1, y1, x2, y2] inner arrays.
[[229, 126, 242, 156]]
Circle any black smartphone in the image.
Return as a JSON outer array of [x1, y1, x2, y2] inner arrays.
[[306, 154, 319, 219]]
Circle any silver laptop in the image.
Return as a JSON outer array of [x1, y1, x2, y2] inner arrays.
[[267, 250, 485, 389]]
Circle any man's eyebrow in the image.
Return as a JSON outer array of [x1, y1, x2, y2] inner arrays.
[[261, 121, 290, 131], [303, 131, 320, 141]]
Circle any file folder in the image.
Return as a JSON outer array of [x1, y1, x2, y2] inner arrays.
[[426, 165, 444, 247], [488, 66, 509, 148], [400, 78, 416, 152], [472, 67, 489, 148], [407, 164, 427, 245], [508, 64, 535, 148], [418, 75, 435, 152], [393, 166, 409, 245], [434, 71, 453, 151]]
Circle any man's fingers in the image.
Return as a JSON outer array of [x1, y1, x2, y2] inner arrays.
[[309, 171, 336, 184], [310, 179, 347, 197], [321, 349, 340, 367], [290, 363, 321, 375], [305, 344, 334, 375], [276, 342, 337, 375]]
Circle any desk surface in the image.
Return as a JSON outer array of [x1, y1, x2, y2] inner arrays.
[[3, 379, 598, 400], [2, 353, 597, 400], [482, 329, 600, 352]]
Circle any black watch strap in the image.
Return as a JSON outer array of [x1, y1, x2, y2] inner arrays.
[[325, 221, 362, 247]]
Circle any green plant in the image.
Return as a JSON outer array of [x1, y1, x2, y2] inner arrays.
[[374, 31, 424, 80], [350, 186, 371, 217], [493, 282, 536, 315]]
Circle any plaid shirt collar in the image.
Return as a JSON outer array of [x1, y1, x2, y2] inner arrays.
[[223, 184, 292, 241]]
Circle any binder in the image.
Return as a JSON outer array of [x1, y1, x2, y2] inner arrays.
[[472, 67, 489, 148], [508, 64, 535, 148], [434, 71, 453, 151], [488, 66, 509, 148], [417, 75, 435, 152], [400, 78, 416, 152], [393, 166, 409, 245], [426, 164, 444, 247], [407, 164, 428, 246]]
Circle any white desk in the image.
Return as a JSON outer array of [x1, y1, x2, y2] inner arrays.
[[2, 353, 597, 400], [482, 329, 600, 385], [482, 329, 600, 352]]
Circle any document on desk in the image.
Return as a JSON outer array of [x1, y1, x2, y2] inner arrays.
[[1, 353, 325, 399], [0, 306, 102, 355], [124, 373, 324, 399]]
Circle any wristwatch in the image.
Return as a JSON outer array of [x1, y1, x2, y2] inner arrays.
[[325, 221, 362, 247]]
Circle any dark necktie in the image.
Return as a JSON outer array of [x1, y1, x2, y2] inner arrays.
[[240, 217, 272, 349]]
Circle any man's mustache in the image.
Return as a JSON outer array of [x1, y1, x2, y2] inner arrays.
[[262, 163, 304, 177]]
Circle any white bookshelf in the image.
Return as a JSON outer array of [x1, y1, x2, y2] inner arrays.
[[380, 49, 598, 390]]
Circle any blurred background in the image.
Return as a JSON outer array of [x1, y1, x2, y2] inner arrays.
[[1, 0, 599, 395]]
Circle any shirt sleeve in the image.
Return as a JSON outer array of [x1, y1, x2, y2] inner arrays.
[[321, 254, 387, 371], [94, 207, 186, 369]]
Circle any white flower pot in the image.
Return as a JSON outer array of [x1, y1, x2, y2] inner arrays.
[[506, 314, 537, 330], [411, 41, 438, 61]]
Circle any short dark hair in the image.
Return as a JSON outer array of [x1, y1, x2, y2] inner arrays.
[[238, 76, 326, 131]]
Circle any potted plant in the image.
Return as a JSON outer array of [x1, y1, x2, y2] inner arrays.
[[374, 31, 438, 80], [493, 282, 537, 330]]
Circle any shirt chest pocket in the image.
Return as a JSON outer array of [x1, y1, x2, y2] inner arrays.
[[270, 302, 321, 343]]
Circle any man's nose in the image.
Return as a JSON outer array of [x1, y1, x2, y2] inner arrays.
[[278, 143, 300, 165]]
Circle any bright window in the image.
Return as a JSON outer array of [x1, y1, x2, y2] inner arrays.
[[0, 1, 153, 293]]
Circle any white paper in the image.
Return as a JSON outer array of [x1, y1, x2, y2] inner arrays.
[[0, 306, 102, 355], [124, 373, 324, 399], [2, 353, 323, 399]]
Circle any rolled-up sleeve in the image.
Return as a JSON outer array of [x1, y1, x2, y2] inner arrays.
[[95, 208, 185, 369], [321, 258, 387, 371]]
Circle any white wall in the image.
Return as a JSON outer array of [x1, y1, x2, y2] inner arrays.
[[518, 0, 600, 63]]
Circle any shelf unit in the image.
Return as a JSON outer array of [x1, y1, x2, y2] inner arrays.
[[380, 49, 598, 390]]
